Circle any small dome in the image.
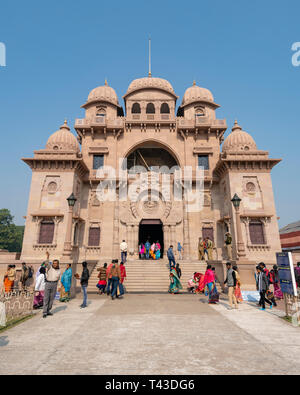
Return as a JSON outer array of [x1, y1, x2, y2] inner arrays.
[[87, 80, 119, 106], [182, 81, 214, 106], [46, 120, 80, 152], [222, 121, 257, 152], [125, 76, 176, 97]]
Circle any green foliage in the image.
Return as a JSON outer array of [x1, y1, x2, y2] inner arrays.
[[0, 209, 24, 252]]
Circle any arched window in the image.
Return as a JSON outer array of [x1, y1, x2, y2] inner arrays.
[[88, 227, 100, 247], [160, 103, 170, 114], [146, 103, 155, 114], [39, 219, 55, 244], [195, 106, 205, 117], [131, 103, 141, 114], [249, 220, 265, 244], [96, 107, 106, 117]]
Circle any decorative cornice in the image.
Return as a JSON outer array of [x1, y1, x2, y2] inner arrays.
[[22, 157, 89, 179], [213, 157, 281, 178]]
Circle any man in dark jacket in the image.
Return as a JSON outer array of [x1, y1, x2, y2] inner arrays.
[[224, 262, 238, 309], [167, 246, 176, 271], [80, 261, 89, 309], [256, 266, 272, 311]]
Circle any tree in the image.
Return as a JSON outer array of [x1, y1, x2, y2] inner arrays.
[[0, 209, 24, 252]]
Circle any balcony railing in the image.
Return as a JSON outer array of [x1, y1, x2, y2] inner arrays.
[[75, 117, 124, 129]]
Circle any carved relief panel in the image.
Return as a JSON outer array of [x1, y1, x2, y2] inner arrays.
[[40, 176, 62, 210], [242, 176, 263, 210]]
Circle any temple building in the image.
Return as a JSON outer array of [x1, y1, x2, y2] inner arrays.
[[21, 75, 282, 267]]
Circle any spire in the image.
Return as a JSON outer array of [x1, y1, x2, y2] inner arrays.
[[60, 119, 70, 130], [148, 36, 152, 77], [232, 119, 242, 132]]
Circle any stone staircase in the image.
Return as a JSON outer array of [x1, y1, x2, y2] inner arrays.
[[87, 259, 209, 293]]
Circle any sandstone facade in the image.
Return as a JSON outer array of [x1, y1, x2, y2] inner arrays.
[[21, 76, 282, 265]]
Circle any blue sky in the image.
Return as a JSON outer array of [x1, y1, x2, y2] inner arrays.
[[0, 0, 299, 227]]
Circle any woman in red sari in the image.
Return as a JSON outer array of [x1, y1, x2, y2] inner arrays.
[[195, 272, 205, 294]]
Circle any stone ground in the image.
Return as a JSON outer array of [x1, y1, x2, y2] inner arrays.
[[0, 292, 299, 375]]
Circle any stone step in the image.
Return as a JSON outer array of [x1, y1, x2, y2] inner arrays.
[[87, 260, 211, 293]]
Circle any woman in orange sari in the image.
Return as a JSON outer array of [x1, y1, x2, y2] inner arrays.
[[3, 265, 16, 293], [233, 265, 243, 303]]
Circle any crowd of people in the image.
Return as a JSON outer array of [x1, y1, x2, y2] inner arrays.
[[2, 241, 300, 317], [139, 241, 161, 260]]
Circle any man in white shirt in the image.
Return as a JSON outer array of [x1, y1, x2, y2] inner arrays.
[[43, 259, 61, 318], [120, 240, 128, 263]]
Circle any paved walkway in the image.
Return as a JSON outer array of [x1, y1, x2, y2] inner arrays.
[[0, 293, 299, 375]]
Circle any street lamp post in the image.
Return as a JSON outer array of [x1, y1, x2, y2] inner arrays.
[[231, 193, 246, 259], [63, 193, 77, 257]]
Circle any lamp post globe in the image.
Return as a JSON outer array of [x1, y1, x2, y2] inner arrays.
[[231, 193, 241, 210], [67, 193, 77, 208]]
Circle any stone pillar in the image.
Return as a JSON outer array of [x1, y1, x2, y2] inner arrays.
[[113, 199, 120, 259], [183, 200, 190, 259], [163, 224, 170, 249], [134, 224, 139, 257], [63, 206, 73, 257], [234, 207, 246, 259], [171, 225, 176, 248]]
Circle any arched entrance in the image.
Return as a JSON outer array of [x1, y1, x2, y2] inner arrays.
[[139, 219, 164, 258]]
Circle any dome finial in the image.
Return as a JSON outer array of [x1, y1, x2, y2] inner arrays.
[[104, 79, 108, 86], [193, 80, 196, 86], [232, 119, 242, 132]]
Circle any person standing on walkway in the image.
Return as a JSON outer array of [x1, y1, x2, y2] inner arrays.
[[20, 262, 30, 290], [177, 242, 184, 260], [233, 265, 243, 303], [43, 259, 61, 318], [256, 266, 272, 311], [59, 264, 72, 302], [203, 265, 218, 304], [120, 240, 128, 263], [167, 245, 176, 271], [224, 262, 238, 309], [108, 261, 121, 300], [80, 262, 89, 309]]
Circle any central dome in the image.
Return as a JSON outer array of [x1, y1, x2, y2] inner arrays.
[[125, 76, 176, 97]]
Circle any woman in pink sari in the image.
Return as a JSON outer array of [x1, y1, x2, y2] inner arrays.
[[270, 265, 283, 300], [203, 265, 218, 303]]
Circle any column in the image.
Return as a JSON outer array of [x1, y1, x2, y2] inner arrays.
[[63, 206, 74, 257], [235, 207, 246, 258], [134, 224, 139, 256]]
